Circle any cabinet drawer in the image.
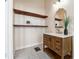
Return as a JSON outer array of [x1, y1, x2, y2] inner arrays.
[[54, 42, 62, 52], [53, 37, 62, 55], [55, 38, 62, 43], [44, 38, 50, 42], [55, 45, 61, 49], [55, 41, 62, 47], [43, 34, 49, 38], [43, 35, 51, 43], [54, 47, 62, 56], [43, 40, 50, 47], [55, 38, 62, 45], [44, 34, 51, 39]]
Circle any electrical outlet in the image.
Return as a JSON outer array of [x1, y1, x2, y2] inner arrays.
[[26, 21, 30, 24]]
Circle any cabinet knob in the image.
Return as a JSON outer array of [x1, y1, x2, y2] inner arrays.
[[56, 40, 60, 43], [56, 47, 60, 51]]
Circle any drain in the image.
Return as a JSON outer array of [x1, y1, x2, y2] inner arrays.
[[34, 47, 41, 52]]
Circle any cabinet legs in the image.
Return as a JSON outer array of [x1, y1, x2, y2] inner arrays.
[[61, 55, 64, 59], [43, 44, 45, 51]]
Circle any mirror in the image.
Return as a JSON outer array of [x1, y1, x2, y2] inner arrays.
[[54, 8, 66, 34], [55, 8, 66, 21]]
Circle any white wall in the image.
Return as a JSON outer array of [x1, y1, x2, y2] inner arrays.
[[14, 14, 47, 50], [13, 0, 47, 50], [45, 0, 74, 34], [14, 14, 46, 25], [14, 0, 46, 15]]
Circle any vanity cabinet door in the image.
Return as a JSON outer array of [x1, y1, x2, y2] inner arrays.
[[53, 37, 62, 56], [64, 37, 72, 55]]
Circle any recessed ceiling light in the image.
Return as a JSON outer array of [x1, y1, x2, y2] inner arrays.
[[58, 0, 60, 2]]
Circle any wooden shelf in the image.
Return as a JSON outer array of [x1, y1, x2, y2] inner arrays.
[[13, 9, 48, 18], [13, 25, 48, 27], [55, 18, 62, 21], [55, 26, 63, 28]]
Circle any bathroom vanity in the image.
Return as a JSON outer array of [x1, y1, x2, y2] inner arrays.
[[43, 33, 72, 59]]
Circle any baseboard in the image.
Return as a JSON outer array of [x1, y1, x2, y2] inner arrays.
[[15, 43, 43, 51]]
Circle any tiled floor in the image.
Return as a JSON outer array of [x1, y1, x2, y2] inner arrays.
[[14, 44, 72, 59], [14, 45, 52, 59]]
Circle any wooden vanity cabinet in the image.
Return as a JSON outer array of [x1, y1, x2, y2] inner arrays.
[[43, 34, 72, 59]]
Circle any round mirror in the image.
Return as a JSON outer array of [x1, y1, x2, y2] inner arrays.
[[55, 8, 66, 34], [55, 8, 66, 21]]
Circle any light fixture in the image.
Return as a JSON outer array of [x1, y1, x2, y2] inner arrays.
[[58, 0, 60, 2]]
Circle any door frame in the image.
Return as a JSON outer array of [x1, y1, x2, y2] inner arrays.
[[5, 0, 13, 59]]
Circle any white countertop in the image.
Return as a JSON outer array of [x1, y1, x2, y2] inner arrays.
[[44, 33, 73, 38]]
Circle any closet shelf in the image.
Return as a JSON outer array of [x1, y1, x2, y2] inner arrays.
[[13, 25, 48, 27], [13, 9, 48, 18]]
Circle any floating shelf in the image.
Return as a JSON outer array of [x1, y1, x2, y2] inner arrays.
[[13, 25, 48, 27], [55, 18, 63, 21], [55, 26, 63, 28], [13, 9, 48, 18]]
